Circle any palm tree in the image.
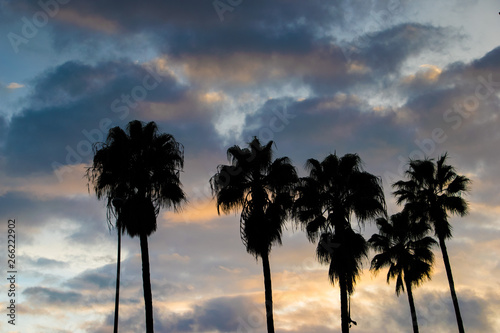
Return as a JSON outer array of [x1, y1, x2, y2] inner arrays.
[[369, 211, 437, 333], [393, 153, 470, 333], [87, 120, 186, 333], [294, 153, 386, 333], [210, 137, 298, 333]]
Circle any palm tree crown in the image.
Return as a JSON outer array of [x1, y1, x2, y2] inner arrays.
[[370, 211, 436, 296], [369, 211, 436, 333], [294, 153, 386, 239], [88, 120, 185, 226], [210, 137, 298, 257], [87, 120, 185, 333], [392, 153, 470, 239]]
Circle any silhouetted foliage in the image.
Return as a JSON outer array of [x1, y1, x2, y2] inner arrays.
[[87, 120, 185, 333], [369, 210, 436, 333], [393, 153, 470, 333], [294, 153, 386, 333], [210, 137, 298, 333]]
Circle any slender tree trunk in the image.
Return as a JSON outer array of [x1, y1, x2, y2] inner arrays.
[[439, 236, 465, 333], [261, 252, 275, 333], [340, 273, 349, 333], [113, 228, 121, 333], [140, 233, 154, 333], [405, 278, 419, 333]]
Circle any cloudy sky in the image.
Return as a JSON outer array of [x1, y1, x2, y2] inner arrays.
[[1, 0, 499, 332]]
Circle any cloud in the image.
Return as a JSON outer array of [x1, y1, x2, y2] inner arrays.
[[0, 59, 202, 176], [151, 295, 265, 333], [240, 95, 411, 171], [4, 0, 344, 60], [0, 163, 89, 199], [401, 64, 443, 88], [348, 24, 455, 73], [23, 286, 82, 305], [162, 198, 219, 225], [24, 256, 68, 268], [66, 269, 115, 291], [415, 289, 497, 332], [56, 9, 121, 34], [0, 192, 82, 224], [6, 82, 24, 89]]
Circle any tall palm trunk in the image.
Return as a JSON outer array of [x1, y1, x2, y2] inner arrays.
[[140, 233, 154, 333], [113, 228, 121, 333], [340, 273, 349, 333], [439, 236, 465, 333], [405, 277, 419, 333], [261, 252, 275, 333]]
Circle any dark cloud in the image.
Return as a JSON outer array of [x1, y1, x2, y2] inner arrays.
[[0, 114, 7, 145], [1, 59, 218, 175], [470, 46, 500, 70], [23, 286, 82, 304], [348, 284, 498, 333], [393, 45, 500, 181], [350, 23, 454, 73], [27, 60, 183, 107], [118, 295, 263, 333], [0, 193, 107, 242], [66, 268, 115, 291], [241, 95, 412, 172], [417, 289, 496, 332], [7, 1, 346, 54], [24, 256, 68, 268], [184, 296, 259, 332]]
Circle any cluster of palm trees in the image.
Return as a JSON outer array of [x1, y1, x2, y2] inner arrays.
[[87, 120, 470, 333]]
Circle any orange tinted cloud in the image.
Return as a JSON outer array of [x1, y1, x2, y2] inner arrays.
[[0, 163, 89, 199], [57, 9, 120, 33], [161, 198, 219, 225]]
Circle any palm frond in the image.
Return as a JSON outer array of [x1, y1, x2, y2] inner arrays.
[[211, 137, 297, 258], [86, 120, 185, 237]]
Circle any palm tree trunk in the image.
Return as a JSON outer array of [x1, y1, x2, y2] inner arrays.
[[405, 279, 419, 333], [439, 236, 465, 333], [140, 233, 154, 333], [261, 252, 275, 333], [340, 273, 349, 333], [113, 228, 121, 333]]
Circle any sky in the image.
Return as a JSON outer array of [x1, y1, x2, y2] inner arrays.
[[0, 0, 499, 332]]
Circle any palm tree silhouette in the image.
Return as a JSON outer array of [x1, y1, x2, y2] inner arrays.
[[393, 153, 470, 333], [294, 153, 386, 333], [87, 120, 186, 333], [369, 211, 436, 333], [210, 137, 298, 333]]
